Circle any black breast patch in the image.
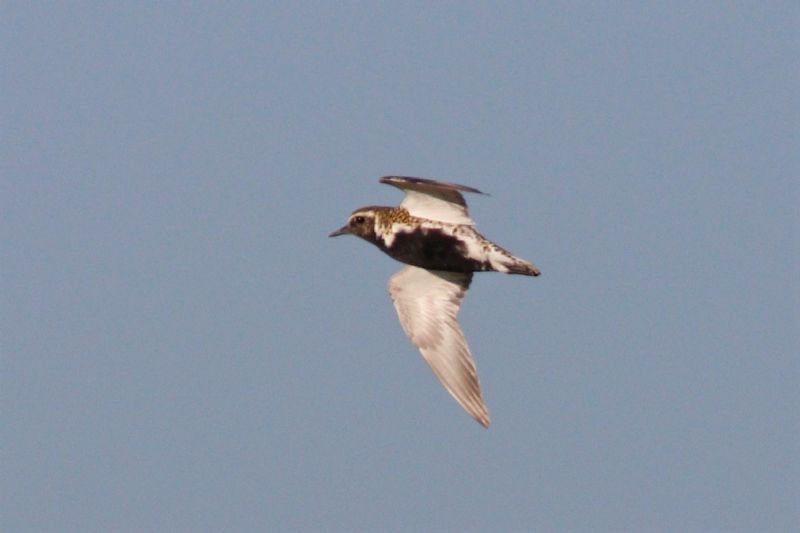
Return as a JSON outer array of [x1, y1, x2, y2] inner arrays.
[[381, 228, 490, 272]]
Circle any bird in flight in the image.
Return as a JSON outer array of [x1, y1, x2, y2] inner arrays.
[[330, 176, 540, 427]]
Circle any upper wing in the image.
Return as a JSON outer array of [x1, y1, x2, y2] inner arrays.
[[379, 176, 485, 226], [388, 265, 490, 427]]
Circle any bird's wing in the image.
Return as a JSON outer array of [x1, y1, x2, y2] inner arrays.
[[388, 265, 490, 427], [379, 176, 484, 226]]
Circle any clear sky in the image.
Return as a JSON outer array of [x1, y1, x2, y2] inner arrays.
[[3, 2, 797, 531]]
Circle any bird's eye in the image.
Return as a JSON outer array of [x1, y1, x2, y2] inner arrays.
[[354, 216, 366, 224]]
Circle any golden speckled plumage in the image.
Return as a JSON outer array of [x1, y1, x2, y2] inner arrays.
[[365, 207, 420, 229]]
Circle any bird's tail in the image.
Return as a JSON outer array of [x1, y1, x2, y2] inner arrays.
[[478, 232, 541, 276], [504, 257, 541, 276], [488, 245, 541, 276]]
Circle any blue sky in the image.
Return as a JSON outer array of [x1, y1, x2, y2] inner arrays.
[[3, 2, 797, 531]]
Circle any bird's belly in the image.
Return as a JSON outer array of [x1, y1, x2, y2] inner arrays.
[[381, 228, 490, 272]]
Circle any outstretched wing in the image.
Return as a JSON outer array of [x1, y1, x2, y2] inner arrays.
[[380, 176, 484, 226], [388, 265, 490, 427]]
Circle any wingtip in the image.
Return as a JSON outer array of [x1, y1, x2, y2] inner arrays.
[[379, 175, 486, 195], [471, 405, 491, 428]]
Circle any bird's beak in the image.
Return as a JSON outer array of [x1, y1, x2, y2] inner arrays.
[[329, 225, 351, 237]]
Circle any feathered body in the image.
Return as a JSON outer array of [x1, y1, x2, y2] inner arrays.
[[341, 206, 540, 276]]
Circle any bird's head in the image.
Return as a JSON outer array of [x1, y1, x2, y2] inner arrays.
[[329, 207, 380, 241]]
